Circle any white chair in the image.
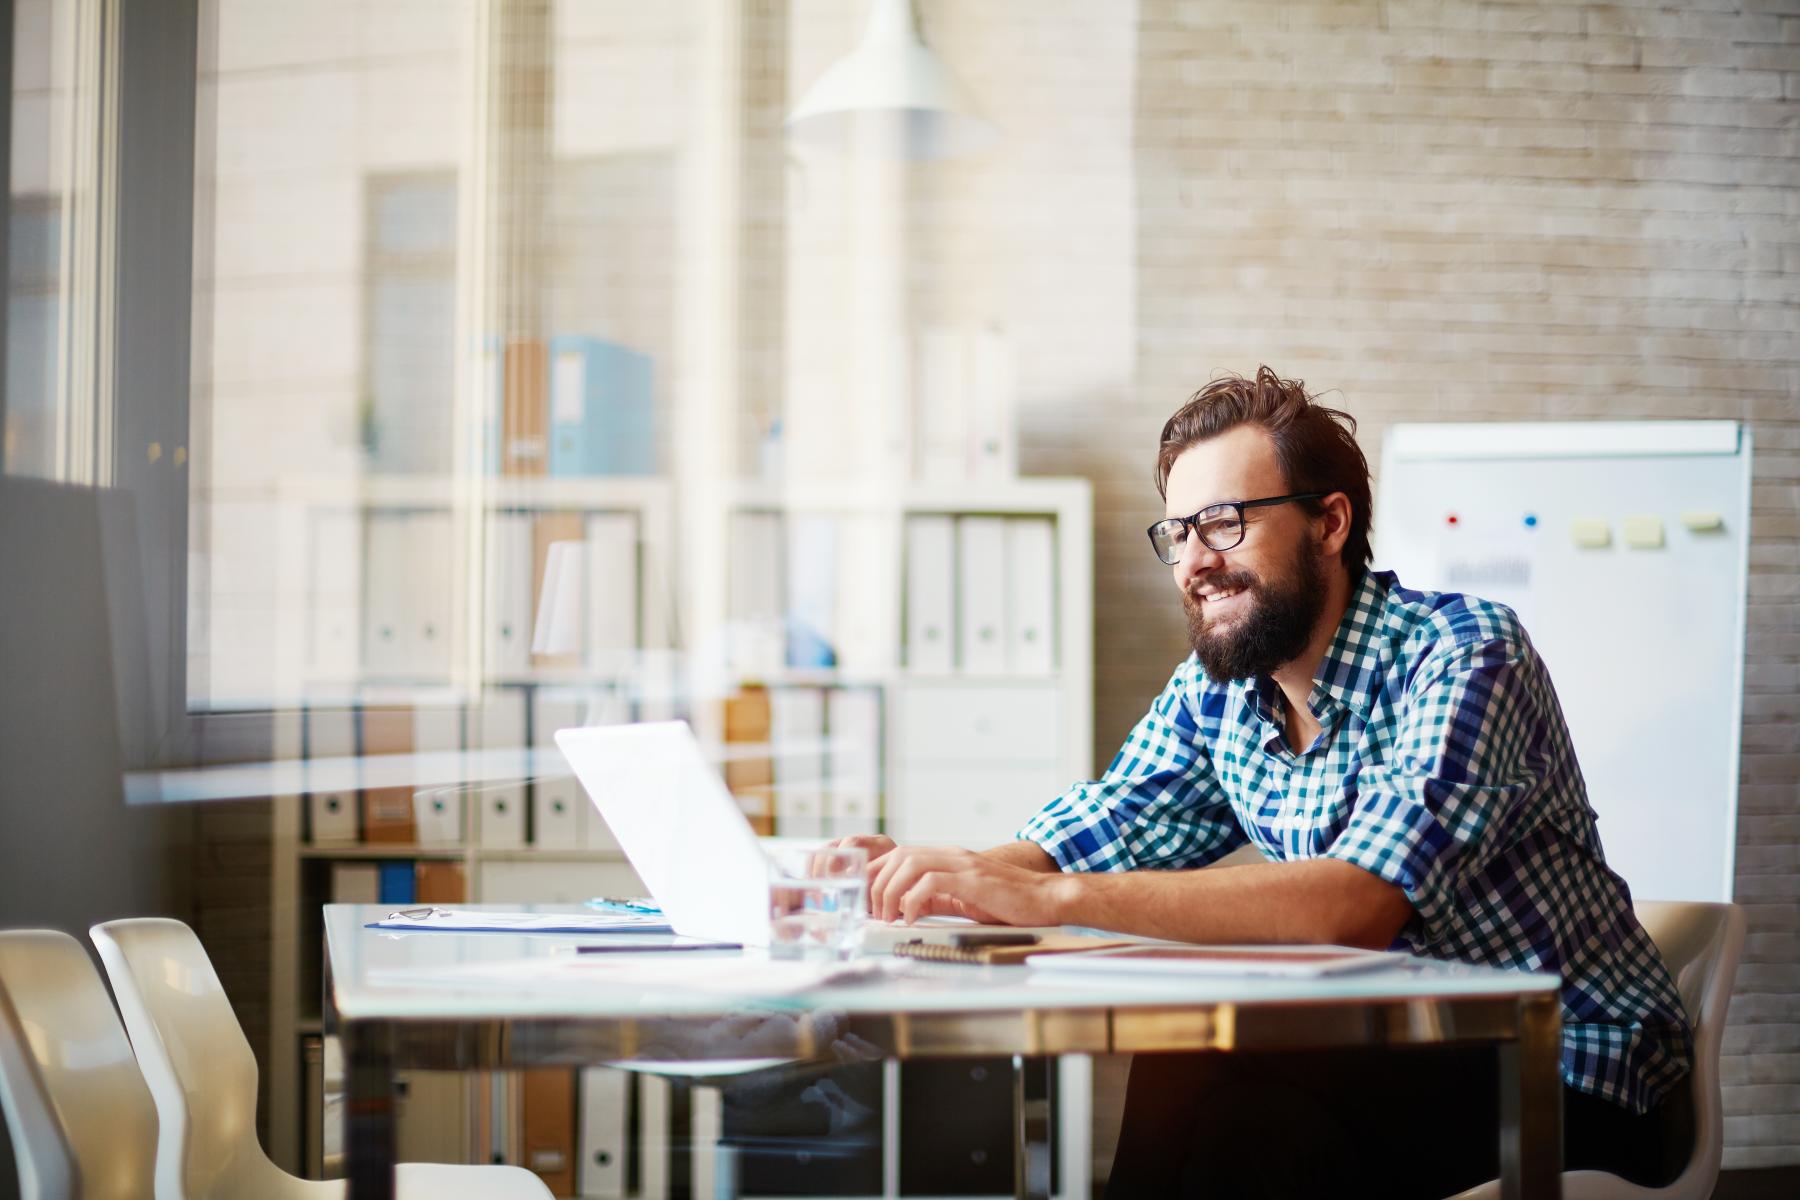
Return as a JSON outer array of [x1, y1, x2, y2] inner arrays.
[[90, 917, 551, 1200], [0, 929, 161, 1200], [1450, 900, 1746, 1200]]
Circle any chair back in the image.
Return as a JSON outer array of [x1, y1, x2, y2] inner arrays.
[[1634, 900, 1745, 1196], [90, 917, 276, 1200], [0, 929, 159, 1200]]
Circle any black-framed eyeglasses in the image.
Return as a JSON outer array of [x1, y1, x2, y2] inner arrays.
[[1146, 492, 1328, 565]]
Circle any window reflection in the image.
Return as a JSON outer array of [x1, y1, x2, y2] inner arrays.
[[5, 0, 76, 479]]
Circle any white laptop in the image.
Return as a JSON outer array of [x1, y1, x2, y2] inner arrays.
[[555, 721, 1056, 949]]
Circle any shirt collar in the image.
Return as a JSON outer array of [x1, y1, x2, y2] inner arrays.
[[1310, 569, 1394, 718]]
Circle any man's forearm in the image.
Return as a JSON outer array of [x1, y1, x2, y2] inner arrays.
[[1047, 857, 1414, 949], [980, 840, 1059, 873]]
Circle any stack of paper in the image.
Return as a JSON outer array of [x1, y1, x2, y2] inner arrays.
[[368, 954, 894, 997], [365, 908, 672, 934]]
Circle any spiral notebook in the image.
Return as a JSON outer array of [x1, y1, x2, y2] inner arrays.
[[889, 934, 1135, 965]]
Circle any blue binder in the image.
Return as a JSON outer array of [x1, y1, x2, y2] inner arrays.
[[377, 861, 416, 906], [548, 335, 656, 476]]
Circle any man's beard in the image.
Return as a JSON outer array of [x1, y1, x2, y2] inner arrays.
[[1184, 535, 1329, 683]]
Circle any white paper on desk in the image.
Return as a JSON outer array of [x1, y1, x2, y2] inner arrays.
[[368, 954, 894, 997], [366, 909, 673, 934], [1024, 945, 1409, 979]]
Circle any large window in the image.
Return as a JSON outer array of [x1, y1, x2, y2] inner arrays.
[[184, 1, 706, 710], [5, 0, 79, 480], [22, 0, 1126, 756]]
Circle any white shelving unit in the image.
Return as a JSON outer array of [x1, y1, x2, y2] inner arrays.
[[709, 478, 1094, 852], [266, 476, 675, 1179], [263, 474, 1095, 1197]]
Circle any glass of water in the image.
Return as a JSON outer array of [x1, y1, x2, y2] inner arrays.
[[768, 845, 868, 961]]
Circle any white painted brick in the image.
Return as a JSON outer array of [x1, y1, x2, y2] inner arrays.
[[1119, 0, 1799, 1167]]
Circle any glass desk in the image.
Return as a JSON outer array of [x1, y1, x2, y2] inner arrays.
[[324, 904, 1564, 1199]]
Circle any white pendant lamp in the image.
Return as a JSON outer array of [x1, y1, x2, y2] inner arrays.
[[786, 0, 997, 160]]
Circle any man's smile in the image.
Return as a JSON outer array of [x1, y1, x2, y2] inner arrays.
[[1190, 575, 1258, 622]]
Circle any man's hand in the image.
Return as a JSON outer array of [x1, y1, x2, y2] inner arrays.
[[868, 844, 1068, 926], [821, 834, 899, 873]]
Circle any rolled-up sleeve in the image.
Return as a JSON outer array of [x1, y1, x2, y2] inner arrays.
[[1017, 662, 1246, 873], [1324, 636, 1548, 940]]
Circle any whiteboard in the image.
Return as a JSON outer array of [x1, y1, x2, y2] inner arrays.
[[1374, 422, 1751, 903]]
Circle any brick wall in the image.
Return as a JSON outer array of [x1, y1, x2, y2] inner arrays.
[[1023, 0, 1797, 1169]]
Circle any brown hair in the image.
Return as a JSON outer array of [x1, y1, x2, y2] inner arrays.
[[1154, 366, 1372, 576]]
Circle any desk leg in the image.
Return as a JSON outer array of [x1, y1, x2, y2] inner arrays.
[[1012, 1055, 1052, 1200], [344, 1020, 398, 1200], [667, 1075, 693, 1200], [1498, 993, 1562, 1200]]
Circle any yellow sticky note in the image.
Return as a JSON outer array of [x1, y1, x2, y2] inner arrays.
[[1681, 510, 1723, 533], [1622, 515, 1664, 550], [1570, 518, 1611, 549]]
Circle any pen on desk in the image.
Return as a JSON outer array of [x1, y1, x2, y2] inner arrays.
[[586, 897, 664, 915], [576, 941, 741, 954]]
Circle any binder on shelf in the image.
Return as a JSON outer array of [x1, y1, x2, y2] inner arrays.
[[785, 514, 839, 669], [475, 690, 528, 849], [395, 1070, 470, 1165], [487, 512, 534, 677], [502, 339, 549, 476], [969, 326, 1018, 479], [408, 512, 455, 680], [723, 688, 775, 836], [413, 788, 463, 844], [771, 687, 827, 839], [548, 335, 656, 477], [578, 1068, 630, 1198], [329, 863, 380, 903], [532, 690, 586, 849], [585, 511, 639, 676], [1006, 517, 1057, 675], [957, 517, 1009, 675], [360, 706, 417, 843], [834, 513, 897, 676], [414, 861, 466, 904], [306, 508, 361, 680], [521, 1068, 577, 1197], [532, 511, 587, 669], [904, 516, 955, 673], [361, 512, 412, 678], [377, 861, 415, 906], [825, 687, 882, 836], [728, 510, 785, 678], [307, 789, 358, 846], [412, 705, 464, 844], [549, 340, 589, 478], [305, 708, 359, 844]]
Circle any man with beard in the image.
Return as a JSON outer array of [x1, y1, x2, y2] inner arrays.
[[833, 367, 1692, 1197]]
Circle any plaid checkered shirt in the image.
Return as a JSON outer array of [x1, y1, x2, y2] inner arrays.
[[1019, 569, 1692, 1114]]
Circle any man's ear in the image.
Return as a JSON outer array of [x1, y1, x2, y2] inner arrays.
[[1317, 492, 1353, 559]]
